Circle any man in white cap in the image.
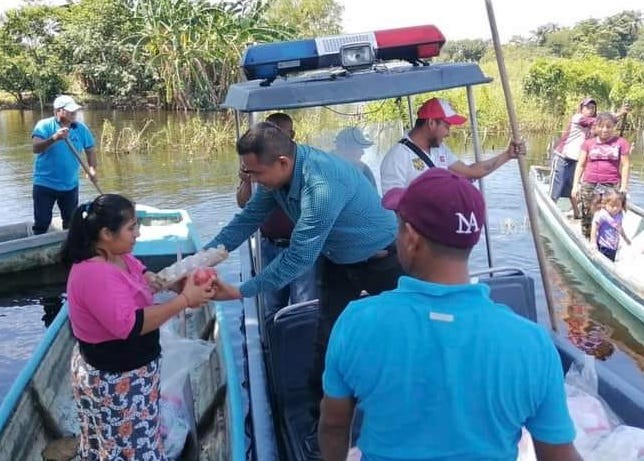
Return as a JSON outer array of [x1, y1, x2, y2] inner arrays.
[[380, 97, 524, 194], [333, 127, 377, 188], [31, 95, 97, 234]]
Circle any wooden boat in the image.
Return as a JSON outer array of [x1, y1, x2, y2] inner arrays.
[[0, 298, 232, 461], [530, 165, 644, 322], [0, 204, 201, 275], [0, 220, 65, 275], [0, 221, 244, 461], [214, 27, 644, 459]]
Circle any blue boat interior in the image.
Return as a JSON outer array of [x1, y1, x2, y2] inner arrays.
[[253, 267, 644, 459]]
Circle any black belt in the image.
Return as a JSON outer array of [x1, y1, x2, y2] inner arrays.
[[368, 242, 396, 261]]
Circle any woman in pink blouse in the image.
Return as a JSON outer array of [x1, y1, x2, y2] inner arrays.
[[572, 112, 631, 239], [61, 194, 215, 461]]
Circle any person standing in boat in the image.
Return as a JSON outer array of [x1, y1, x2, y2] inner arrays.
[[31, 95, 97, 234], [204, 122, 404, 454], [590, 190, 630, 262], [61, 194, 215, 460], [572, 112, 631, 240], [550, 99, 629, 219], [549, 98, 598, 219], [332, 127, 377, 188], [379, 97, 524, 194], [319, 169, 580, 461], [236, 113, 318, 319]]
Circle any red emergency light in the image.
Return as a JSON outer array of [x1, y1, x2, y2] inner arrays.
[[241, 24, 445, 83]]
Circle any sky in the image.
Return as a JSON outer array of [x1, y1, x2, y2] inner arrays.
[[337, 0, 643, 42], [0, 0, 642, 43]]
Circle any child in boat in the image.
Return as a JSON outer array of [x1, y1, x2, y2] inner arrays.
[[590, 189, 630, 261], [572, 112, 631, 240]]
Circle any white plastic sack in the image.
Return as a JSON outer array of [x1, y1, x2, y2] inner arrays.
[[589, 424, 644, 461], [159, 392, 191, 459], [516, 428, 537, 461], [158, 327, 215, 460], [347, 447, 362, 461]]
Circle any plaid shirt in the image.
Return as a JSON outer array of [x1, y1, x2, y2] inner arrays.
[[205, 143, 397, 298]]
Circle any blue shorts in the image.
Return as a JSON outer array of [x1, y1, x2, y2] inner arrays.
[[550, 155, 577, 200]]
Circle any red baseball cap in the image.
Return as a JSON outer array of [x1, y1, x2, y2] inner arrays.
[[382, 169, 485, 249], [417, 98, 467, 125]]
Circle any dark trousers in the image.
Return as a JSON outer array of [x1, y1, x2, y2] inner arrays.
[[310, 244, 404, 412], [32, 184, 78, 234]]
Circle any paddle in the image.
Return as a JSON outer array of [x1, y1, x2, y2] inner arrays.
[[63, 136, 103, 195], [484, 0, 558, 332]]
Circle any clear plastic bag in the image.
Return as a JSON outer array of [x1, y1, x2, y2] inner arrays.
[[153, 245, 228, 287], [565, 354, 644, 461], [158, 328, 216, 460]]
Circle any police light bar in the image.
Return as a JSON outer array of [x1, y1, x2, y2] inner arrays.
[[242, 25, 445, 83]]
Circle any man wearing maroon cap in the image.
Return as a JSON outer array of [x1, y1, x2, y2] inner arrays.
[[319, 169, 580, 461], [380, 97, 525, 194]]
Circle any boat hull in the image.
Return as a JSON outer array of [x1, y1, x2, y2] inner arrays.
[[530, 166, 644, 322], [0, 204, 201, 275], [0, 301, 227, 461]]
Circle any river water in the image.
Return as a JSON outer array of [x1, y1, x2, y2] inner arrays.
[[1, 108, 643, 402]]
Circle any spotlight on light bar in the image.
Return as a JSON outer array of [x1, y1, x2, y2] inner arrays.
[[340, 43, 375, 70], [241, 24, 445, 83]]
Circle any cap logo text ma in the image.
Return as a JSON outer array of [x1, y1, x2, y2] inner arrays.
[[455, 212, 479, 234]]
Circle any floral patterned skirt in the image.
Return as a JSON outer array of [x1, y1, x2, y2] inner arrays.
[[71, 345, 166, 461]]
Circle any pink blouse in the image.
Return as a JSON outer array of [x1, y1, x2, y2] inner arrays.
[[581, 136, 630, 184], [67, 253, 154, 344]]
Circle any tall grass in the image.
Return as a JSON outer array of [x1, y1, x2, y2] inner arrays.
[[100, 114, 237, 157]]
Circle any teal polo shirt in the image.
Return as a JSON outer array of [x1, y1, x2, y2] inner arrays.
[[324, 276, 575, 460], [32, 117, 95, 191]]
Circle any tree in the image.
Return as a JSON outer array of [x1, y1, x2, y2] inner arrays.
[[544, 29, 574, 57], [629, 34, 644, 60], [603, 10, 642, 58], [530, 23, 560, 46], [0, 5, 67, 105], [442, 39, 489, 63], [130, 0, 291, 109], [265, 0, 343, 37], [56, 0, 154, 97], [522, 59, 570, 115]]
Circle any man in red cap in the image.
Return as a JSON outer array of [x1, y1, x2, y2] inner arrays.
[[380, 97, 525, 194], [319, 169, 580, 461]]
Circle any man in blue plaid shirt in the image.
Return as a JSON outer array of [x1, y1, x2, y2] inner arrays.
[[206, 122, 404, 452]]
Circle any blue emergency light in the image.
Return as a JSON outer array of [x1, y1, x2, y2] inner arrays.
[[241, 25, 445, 83]]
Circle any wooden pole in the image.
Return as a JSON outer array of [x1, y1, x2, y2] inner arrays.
[[485, 0, 558, 332], [63, 137, 103, 195]]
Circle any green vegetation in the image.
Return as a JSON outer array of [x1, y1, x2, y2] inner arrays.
[[0, 0, 342, 110], [0, 2, 641, 135], [367, 10, 643, 134]]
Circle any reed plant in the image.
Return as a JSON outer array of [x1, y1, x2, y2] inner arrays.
[[99, 114, 237, 158]]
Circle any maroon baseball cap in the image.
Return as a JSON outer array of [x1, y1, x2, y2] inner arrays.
[[579, 98, 596, 110], [382, 169, 485, 249], [417, 98, 467, 125]]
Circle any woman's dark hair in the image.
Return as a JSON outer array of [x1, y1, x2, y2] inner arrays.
[[60, 194, 135, 269]]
